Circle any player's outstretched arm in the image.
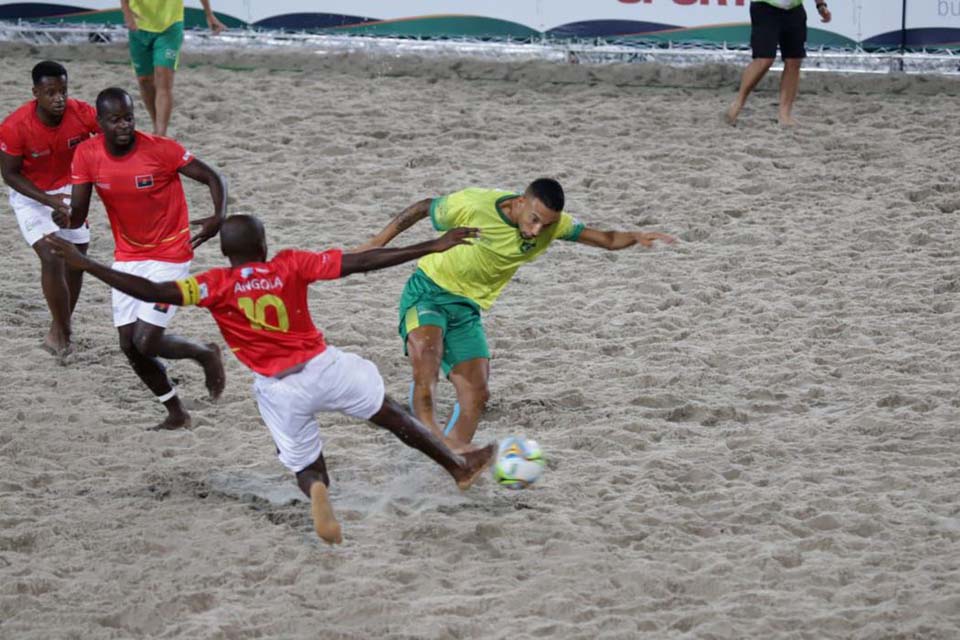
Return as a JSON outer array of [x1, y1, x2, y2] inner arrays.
[[180, 158, 228, 249], [342, 227, 478, 276], [576, 226, 676, 251], [44, 235, 183, 305], [351, 198, 432, 252], [1, 151, 71, 217]]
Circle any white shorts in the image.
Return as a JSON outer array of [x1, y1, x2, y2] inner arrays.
[[10, 186, 90, 247], [111, 259, 191, 328], [252, 346, 386, 473]]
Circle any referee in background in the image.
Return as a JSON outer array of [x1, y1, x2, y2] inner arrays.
[[725, 0, 832, 127]]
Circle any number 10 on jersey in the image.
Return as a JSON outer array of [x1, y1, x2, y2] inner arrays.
[[237, 294, 289, 332]]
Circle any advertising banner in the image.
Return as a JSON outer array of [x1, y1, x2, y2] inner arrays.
[[0, 1, 956, 49], [903, 0, 960, 46]]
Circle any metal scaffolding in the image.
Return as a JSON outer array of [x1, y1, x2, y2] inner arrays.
[[1, 22, 959, 76]]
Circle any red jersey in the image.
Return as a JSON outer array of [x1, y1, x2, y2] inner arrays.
[[0, 98, 99, 191], [176, 249, 344, 377], [71, 131, 194, 263]]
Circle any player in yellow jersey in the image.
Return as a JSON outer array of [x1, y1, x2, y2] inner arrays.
[[121, 0, 225, 137], [356, 178, 675, 447]]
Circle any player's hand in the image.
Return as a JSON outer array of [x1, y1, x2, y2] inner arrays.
[[47, 194, 72, 226], [207, 14, 226, 34], [190, 215, 223, 249], [433, 227, 480, 252], [634, 231, 676, 248], [817, 4, 831, 23], [43, 234, 86, 267]]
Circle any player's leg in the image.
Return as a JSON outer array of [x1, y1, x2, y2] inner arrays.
[[726, 2, 777, 125], [368, 396, 495, 490], [111, 262, 198, 429], [153, 67, 174, 137], [728, 58, 775, 122], [151, 22, 183, 137], [446, 358, 491, 446], [117, 322, 191, 429], [253, 370, 342, 544], [129, 29, 158, 130], [124, 260, 225, 399], [13, 190, 78, 355], [778, 59, 802, 126], [405, 325, 445, 437], [55, 214, 92, 326], [65, 242, 87, 316], [440, 306, 492, 446], [132, 321, 225, 399], [295, 346, 495, 489], [136, 75, 157, 132], [32, 238, 73, 354], [295, 455, 342, 545], [398, 275, 453, 438], [777, 7, 807, 127]]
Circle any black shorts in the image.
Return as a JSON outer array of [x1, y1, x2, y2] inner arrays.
[[750, 2, 807, 60]]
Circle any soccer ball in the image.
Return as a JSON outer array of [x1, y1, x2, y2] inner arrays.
[[493, 436, 545, 489]]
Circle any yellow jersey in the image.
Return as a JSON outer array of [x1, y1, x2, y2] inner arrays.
[[130, 0, 184, 33], [418, 188, 584, 310]]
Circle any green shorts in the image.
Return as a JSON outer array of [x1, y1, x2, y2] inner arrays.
[[129, 22, 184, 77], [398, 270, 489, 377]]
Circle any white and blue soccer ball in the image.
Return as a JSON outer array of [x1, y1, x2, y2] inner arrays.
[[493, 436, 545, 489]]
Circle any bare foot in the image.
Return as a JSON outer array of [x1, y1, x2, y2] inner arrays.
[[453, 443, 496, 490], [41, 336, 59, 355], [778, 114, 799, 127], [310, 483, 342, 545], [201, 343, 226, 400], [149, 412, 192, 431], [41, 335, 73, 362], [724, 103, 740, 126]]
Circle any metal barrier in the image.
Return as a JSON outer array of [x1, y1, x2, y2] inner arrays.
[[1, 22, 959, 76]]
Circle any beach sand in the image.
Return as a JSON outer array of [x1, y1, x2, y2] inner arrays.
[[1, 40, 959, 639]]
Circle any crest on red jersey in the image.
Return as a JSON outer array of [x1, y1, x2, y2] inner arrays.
[[135, 174, 154, 189]]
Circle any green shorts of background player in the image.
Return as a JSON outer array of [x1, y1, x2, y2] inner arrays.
[[128, 22, 184, 79], [356, 178, 676, 448]]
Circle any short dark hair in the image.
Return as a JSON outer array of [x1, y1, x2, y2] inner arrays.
[[526, 178, 564, 213], [95, 87, 132, 116], [32, 61, 67, 85]]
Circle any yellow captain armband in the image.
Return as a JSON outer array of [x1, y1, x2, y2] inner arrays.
[[176, 277, 202, 306]]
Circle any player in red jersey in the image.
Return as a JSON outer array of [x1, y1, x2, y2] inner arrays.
[[0, 61, 100, 357], [61, 87, 227, 430], [45, 216, 496, 544]]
